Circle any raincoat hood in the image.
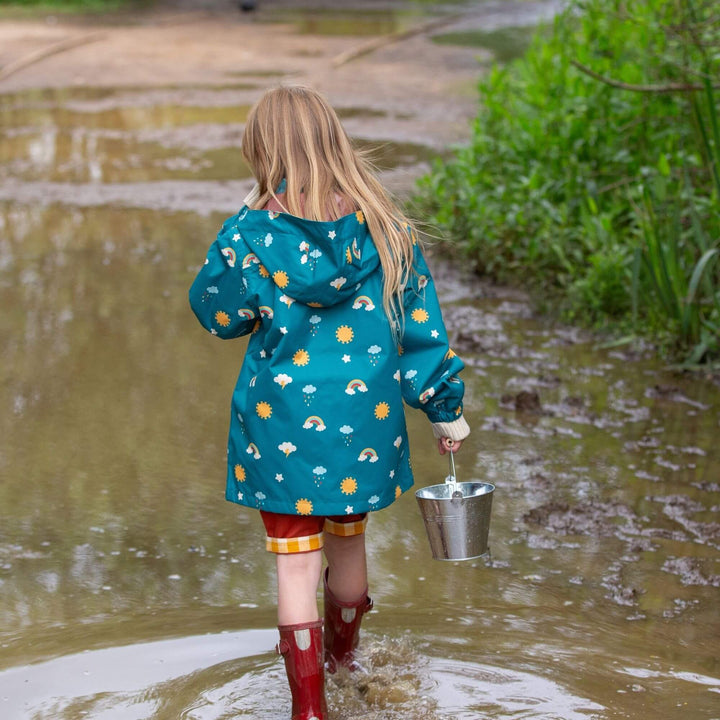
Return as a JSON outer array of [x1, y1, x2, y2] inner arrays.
[[238, 205, 381, 307]]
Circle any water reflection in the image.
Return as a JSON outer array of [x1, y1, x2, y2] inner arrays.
[[0, 91, 434, 185]]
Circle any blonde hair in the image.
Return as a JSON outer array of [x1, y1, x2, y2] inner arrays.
[[241, 85, 416, 333]]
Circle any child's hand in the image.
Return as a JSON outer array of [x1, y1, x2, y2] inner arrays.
[[438, 438, 462, 455]]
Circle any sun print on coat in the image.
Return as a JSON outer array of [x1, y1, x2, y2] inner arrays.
[[256, 401, 273, 419], [293, 349, 310, 366], [411, 308, 429, 323], [273, 270, 289, 288], [340, 477, 358, 495], [215, 310, 231, 327], [374, 402, 390, 420], [336, 325, 354, 343], [295, 498, 313, 515]]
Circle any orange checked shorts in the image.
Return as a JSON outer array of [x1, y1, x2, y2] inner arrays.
[[260, 511, 368, 554]]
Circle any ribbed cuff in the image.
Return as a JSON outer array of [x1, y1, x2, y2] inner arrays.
[[431, 415, 470, 441]]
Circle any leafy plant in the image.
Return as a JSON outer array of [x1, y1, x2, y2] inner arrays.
[[417, 0, 720, 364]]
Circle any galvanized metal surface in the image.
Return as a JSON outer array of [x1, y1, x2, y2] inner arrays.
[[416, 481, 495, 561]]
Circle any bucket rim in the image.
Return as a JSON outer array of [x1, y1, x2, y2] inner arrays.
[[415, 481, 495, 499]]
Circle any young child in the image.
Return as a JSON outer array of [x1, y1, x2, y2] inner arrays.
[[189, 85, 469, 720]]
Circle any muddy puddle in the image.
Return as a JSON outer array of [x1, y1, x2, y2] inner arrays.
[[2, 197, 719, 720], [0, 86, 437, 200], [1, 9, 720, 718]]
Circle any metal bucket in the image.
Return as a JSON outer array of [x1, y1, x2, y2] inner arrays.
[[415, 452, 494, 561]]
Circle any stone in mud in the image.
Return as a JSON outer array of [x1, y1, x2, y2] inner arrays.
[[649, 494, 720, 545], [623, 435, 661, 452], [526, 533, 559, 549], [644, 384, 709, 409], [523, 499, 637, 537], [647, 384, 681, 398], [537, 373, 562, 387], [661, 557, 720, 587], [625, 538, 657, 553], [524, 501, 568, 526], [444, 305, 507, 355], [454, 329, 491, 354], [605, 583, 642, 607], [501, 390, 542, 413], [525, 472, 551, 490], [692, 481, 720, 492], [650, 494, 706, 514], [601, 561, 645, 607]]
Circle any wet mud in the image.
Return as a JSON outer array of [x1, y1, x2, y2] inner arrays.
[[427, 259, 719, 626]]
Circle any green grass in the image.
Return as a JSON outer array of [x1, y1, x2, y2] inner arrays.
[[0, 0, 149, 16]]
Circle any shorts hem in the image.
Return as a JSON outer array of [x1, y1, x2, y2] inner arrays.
[[324, 515, 368, 537], [266, 532, 324, 554]]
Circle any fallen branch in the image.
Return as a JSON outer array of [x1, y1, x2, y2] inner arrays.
[[0, 32, 105, 83], [332, 14, 463, 67], [570, 59, 720, 93]]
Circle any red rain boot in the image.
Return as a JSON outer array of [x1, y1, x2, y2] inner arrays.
[[323, 568, 373, 673], [276, 620, 327, 720]]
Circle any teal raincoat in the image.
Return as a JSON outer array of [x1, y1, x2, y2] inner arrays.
[[189, 204, 466, 517]]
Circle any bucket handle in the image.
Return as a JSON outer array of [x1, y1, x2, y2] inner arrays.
[[445, 440, 460, 495]]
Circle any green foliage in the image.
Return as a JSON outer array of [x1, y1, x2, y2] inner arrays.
[[0, 0, 143, 11], [418, 0, 720, 364], [431, 26, 538, 64]]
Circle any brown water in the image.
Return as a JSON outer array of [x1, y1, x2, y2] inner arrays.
[[1, 69, 719, 720]]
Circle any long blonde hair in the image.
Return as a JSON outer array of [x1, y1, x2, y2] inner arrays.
[[241, 85, 416, 332]]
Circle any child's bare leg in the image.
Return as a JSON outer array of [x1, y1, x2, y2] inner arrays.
[[276, 550, 323, 625], [322, 532, 372, 672], [275, 549, 326, 718], [323, 533, 367, 602]]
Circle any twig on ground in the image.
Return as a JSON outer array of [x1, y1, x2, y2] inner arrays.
[[332, 14, 463, 67], [0, 32, 105, 82]]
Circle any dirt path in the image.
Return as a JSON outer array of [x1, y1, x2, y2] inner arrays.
[[0, 2, 559, 142], [0, 6, 479, 136], [0, 2, 559, 209]]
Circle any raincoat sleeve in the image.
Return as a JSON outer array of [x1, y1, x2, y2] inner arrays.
[[399, 244, 470, 442], [188, 216, 259, 339]]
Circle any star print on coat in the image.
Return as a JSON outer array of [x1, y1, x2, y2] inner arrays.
[[189, 199, 466, 515]]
